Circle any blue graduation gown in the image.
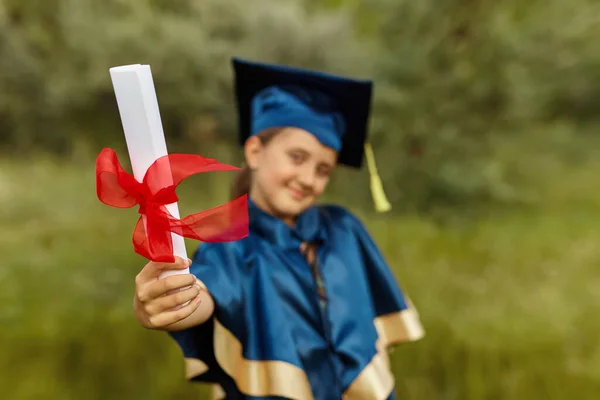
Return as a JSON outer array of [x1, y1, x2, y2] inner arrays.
[[169, 201, 424, 399]]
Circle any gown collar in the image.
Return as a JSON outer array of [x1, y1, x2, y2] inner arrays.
[[248, 198, 326, 251]]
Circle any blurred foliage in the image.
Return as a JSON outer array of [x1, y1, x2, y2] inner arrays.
[[361, 0, 600, 212], [0, 0, 367, 158], [2, 0, 600, 398]]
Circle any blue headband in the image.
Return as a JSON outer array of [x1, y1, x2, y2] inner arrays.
[[250, 85, 346, 151]]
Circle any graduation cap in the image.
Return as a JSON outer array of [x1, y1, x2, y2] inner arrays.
[[231, 57, 391, 212]]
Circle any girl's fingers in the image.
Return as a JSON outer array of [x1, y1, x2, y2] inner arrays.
[[146, 293, 203, 329], [138, 273, 197, 302], [145, 284, 201, 315]]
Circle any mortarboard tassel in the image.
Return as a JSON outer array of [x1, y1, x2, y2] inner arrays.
[[364, 143, 392, 213]]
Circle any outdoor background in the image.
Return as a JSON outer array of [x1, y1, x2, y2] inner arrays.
[[1, 0, 599, 399]]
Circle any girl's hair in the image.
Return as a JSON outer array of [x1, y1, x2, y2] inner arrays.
[[231, 128, 282, 199]]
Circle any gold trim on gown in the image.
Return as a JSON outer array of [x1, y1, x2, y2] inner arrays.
[[184, 304, 424, 400]]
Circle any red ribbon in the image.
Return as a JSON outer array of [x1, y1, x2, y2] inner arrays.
[[95, 148, 249, 262]]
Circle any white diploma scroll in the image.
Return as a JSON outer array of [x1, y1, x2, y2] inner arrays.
[[109, 64, 189, 279]]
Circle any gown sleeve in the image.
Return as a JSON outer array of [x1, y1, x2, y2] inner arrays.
[[327, 205, 425, 346], [167, 240, 247, 387]]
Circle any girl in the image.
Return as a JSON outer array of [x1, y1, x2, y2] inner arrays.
[[133, 58, 424, 400]]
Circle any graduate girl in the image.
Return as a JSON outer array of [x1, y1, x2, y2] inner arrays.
[[133, 58, 424, 399]]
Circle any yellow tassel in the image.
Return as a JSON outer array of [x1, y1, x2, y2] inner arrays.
[[364, 143, 392, 213]]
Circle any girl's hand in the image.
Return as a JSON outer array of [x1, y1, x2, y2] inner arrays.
[[133, 257, 203, 329]]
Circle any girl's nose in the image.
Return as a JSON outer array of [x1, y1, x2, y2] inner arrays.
[[296, 168, 316, 189]]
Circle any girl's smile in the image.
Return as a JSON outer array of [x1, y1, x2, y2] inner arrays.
[[288, 185, 308, 201]]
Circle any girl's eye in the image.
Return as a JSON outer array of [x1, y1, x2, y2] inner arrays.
[[317, 166, 331, 177], [289, 152, 304, 163]]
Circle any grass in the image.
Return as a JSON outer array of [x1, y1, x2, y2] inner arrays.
[[1, 150, 599, 399]]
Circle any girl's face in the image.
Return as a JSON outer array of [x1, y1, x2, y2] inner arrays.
[[245, 128, 337, 225]]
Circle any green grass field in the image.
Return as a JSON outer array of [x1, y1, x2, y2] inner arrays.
[[1, 152, 599, 399]]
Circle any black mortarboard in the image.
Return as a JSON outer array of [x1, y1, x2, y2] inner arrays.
[[232, 57, 373, 169]]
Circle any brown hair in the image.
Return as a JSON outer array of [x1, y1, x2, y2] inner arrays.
[[231, 128, 282, 199]]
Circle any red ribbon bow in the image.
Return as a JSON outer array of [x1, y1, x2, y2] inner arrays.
[[96, 148, 249, 262]]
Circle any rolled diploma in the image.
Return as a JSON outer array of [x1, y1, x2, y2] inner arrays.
[[109, 64, 189, 280]]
